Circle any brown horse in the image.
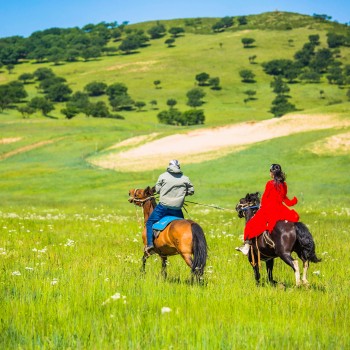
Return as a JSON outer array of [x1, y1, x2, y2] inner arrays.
[[236, 192, 321, 286], [128, 186, 207, 280]]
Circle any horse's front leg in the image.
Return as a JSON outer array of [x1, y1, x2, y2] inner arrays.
[[249, 253, 260, 285], [161, 257, 168, 279], [141, 253, 148, 273], [266, 259, 277, 285]]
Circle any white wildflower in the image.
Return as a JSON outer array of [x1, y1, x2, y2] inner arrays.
[[64, 239, 75, 247], [161, 307, 172, 314], [313, 271, 321, 276], [12, 271, 21, 276], [25, 267, 34, 270], [51, 278, 58, 285], [111, 293, 121, 300]]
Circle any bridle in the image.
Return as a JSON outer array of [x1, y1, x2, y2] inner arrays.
[[235, 201, 260, 218], [128, 189, 156, 207]]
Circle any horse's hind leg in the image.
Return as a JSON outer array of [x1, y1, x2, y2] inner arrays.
[[301, 260, 309, 286], [293, 259, 301, 286], [161, 257, 168, 279], [180, 253, 193, 268], [279, 253, 301, 286], [266, 259, 277, 285], [181, 253, 201, 283]]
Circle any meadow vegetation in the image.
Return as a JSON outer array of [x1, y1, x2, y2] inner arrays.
[[1, 12, 350, 349]]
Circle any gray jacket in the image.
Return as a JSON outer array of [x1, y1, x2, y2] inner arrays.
[[155, 164, 194, 209]]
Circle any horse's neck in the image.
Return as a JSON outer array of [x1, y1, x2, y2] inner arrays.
[[143, 200, 155, 223]]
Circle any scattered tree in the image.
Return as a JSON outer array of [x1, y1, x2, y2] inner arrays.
[[208, 77, 221, 90], [149, 100, 158, 109], [195, 72, 210, 86], [249, 55, 257, 64], [186, 88, 206, 107], [165, 38, 175, 47], [61, 105, 80, 119], [29, 97, 54, 116], [244, 89, 257, 101], [169, 27, 185, 38], [84, 81, 107, 96], [241, 38, 255, 48], [17, 106, 35, 118], [239, 69, 255, 83], [147, 23, 166, 39], [135, 101, 146, 111], [166, 99, 177, 109], [153, 80, 161, 89], [18, 73, 34, 84]]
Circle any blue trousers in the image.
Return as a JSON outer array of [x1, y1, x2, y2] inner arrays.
[[146, 203, 184, 246]]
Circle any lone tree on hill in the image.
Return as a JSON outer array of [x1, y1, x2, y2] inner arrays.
[[153, 80, 161, 89], [241, 38, 255, 48]]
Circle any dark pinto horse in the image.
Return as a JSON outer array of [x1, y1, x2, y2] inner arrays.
[[128, 186, 207, 280], [236, 192, 321, 286]]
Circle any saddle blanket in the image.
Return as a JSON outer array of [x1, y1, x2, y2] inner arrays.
[[152, 216, 182, 231]]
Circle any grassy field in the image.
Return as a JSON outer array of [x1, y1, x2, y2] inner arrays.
[[1, 13, 350, 349]]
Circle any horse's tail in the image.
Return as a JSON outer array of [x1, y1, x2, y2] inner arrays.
[[295, 222, 321, 263], [191, 223, 208, 276]]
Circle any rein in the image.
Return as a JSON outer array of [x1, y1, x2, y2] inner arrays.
[[185, 200, 236, 212]]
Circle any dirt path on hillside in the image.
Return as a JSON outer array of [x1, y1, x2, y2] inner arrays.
[[90, 114, 350, 172], [0, 138, 65, 161]]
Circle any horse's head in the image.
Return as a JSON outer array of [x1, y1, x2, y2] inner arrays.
[[235, 192, 260, 220], [128, 186, 156, 206]]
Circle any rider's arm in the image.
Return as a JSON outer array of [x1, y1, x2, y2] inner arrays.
[[282, 182, 298, 206]]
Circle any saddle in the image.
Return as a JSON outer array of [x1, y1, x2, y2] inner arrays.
[[152, 216, 182, 238]]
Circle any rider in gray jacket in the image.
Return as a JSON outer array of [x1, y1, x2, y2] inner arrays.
[[145, 160, 194, 255]]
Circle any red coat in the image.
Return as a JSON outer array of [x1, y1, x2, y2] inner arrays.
[[244, 180, 299, 240]]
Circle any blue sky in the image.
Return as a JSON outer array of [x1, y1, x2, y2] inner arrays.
[[1, 0, 349, 38]]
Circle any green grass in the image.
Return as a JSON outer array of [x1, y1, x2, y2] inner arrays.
[[1, 207, 349, 349]]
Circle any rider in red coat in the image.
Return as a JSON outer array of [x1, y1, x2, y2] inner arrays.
[[236, 164, 299, 255]]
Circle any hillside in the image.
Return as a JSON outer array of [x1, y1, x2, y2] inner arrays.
[[0, 12, 350, 209]]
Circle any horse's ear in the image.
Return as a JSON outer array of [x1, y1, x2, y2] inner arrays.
[[145, 186, 156, 196]]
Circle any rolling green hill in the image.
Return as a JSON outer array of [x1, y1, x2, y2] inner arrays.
[[0, 12, 350, 210]]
